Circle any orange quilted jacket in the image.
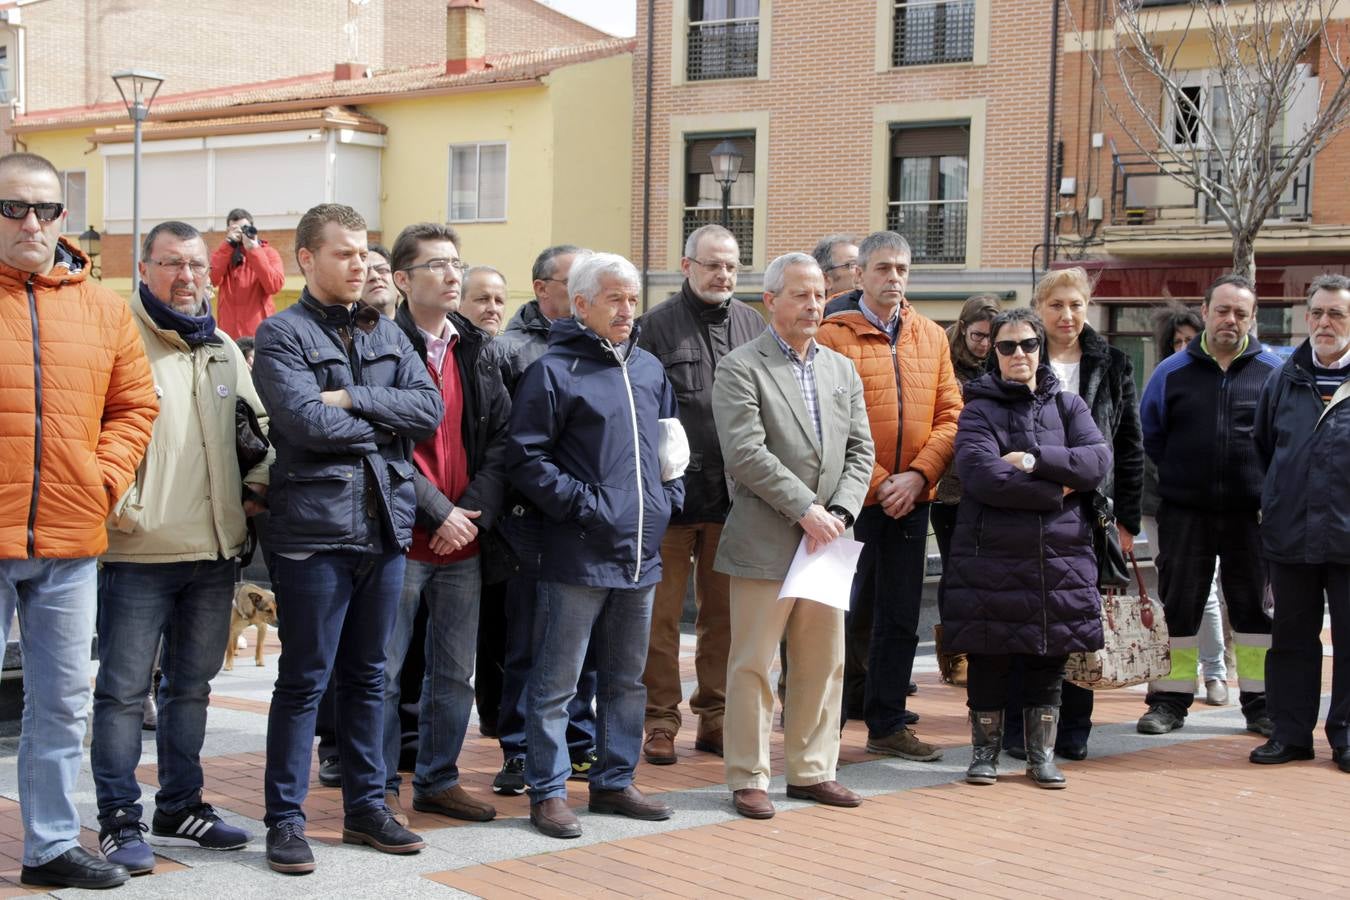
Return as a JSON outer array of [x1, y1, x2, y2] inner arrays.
[[817, 306, 962, 505], [0, 240, 158, 559]]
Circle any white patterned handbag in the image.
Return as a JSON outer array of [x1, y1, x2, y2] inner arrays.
[[1065, 553, 1171, 690]]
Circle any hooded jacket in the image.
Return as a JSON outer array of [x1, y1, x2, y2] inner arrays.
[[1254, 339, 1350, 565], [942, 367, 1111, 657], [0, 239, 158, 559], [506, 317, 684, 589]]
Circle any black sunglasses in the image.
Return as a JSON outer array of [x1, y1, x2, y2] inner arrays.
[[994, 337, 1041, 356], [0, 200, 65, 223]]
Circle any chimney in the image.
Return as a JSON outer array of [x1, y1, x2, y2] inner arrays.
[[446, 0, 487, 75], [334, 62, 369, 81]]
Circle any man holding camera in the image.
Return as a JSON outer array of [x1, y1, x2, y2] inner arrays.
[[210, 207, 286, 338]]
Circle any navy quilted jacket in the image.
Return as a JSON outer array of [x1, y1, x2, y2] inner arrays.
[[943, 367, 1111, 656]]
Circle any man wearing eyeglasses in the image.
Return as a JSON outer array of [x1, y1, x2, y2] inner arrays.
[[636, 223, 764, 766], [92, 220, 269, 876], [361, 243, 398, 319], [812, 233, 859, 300], [0, 152, 157, 889], [210, 207, 286, 339], [379, 223, 510, 826], [251, 204, 442, 874]]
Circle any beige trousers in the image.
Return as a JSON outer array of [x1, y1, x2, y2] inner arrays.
[[724, 576, 844, 791]]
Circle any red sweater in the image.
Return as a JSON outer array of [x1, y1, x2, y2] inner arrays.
[[210, 240, 285, 338], [408, 337, 476, 564]]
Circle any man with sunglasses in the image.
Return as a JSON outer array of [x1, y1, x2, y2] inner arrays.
[[209, 208, 285, 339], [0, 152, 157, 889], [379, 223, 510, 826], [251, 204, 442, 875]]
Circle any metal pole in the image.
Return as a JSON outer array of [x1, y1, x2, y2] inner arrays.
[[131, 104, 144, 293], [720, 182, 731, 230]]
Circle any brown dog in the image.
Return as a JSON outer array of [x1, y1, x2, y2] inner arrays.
[[225, 583, 278, 671]]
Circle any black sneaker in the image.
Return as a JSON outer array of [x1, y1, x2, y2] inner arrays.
[[99, 810, 155, 875], [20, 847, 129, 889], [266, 821, 315, 875], [493, 756, 526, 795], [342, 807, 426, 855], [569, 748, 598, 781], [1136, 704, 1185, 734], [317, 756, 342, 788], [1246, 715, 1275, 737], [150, 802, 248, 850]]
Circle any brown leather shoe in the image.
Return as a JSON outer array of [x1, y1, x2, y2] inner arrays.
[[693, 728, 723, 757], [732, 788, 775, 820], [412, 784, 497, 822], [530, 798, 582, 839], [643, 729, 677, 765], [786, 780, 862, 808], [384, 791, 410, 827], [588, 784, 672, 821]]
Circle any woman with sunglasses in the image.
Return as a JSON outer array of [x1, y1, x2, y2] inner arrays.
[[999, 267, 1145, 761], [944, 308, 1110, 787]]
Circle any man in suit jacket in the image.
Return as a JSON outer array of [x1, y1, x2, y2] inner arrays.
[[712, 252, 875, 820]]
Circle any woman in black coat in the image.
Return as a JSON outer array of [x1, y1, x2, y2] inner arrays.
[[945, 307, 1111, 787], [1002, 267, 1145, 760]]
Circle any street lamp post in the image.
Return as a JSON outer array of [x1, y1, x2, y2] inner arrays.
[[709, 139, 743, 233], [78, 226, 102, 280], [111, 69, 165, 292]]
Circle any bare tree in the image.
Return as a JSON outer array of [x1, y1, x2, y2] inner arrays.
[[1069, 0, 1350, 279]]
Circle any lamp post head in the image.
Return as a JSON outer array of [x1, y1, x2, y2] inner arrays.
[[111, 69, 166, 121], [78, 226, 101, 259], [710, 139, 743, 189]]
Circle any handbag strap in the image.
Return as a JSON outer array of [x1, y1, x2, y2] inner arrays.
[[1127, 550, 1150, 603]]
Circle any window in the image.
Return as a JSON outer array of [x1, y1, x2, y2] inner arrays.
[[58, 170, 87, 234], [687, 0, 759, 81], [682, 133, 755, 265], [887, 124, 968, 264], [893, 0, 975, 67], [448, 143, 507, 222], [0, 47, 10, 103]]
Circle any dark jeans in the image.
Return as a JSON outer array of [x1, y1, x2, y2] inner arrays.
[[851, 502, 929, 738], [1266, 561, 1350, 750], [931, 502, 958, 619], [316, 680, 338, 762], [475, 580, 508, 730], [264, 550, 404, 827], [967, 653, 1068, 711]]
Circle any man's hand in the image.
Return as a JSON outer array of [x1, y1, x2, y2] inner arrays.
[[429, 507, 481, 556], [242, 233, 260, 251], [243, 482, 268, 517], [798, 503, 845, 554], [226, 223, 244, 244], [320, 389, 353, 409], [1117, 523, 1135, 554], [875, 470, 926, 519]]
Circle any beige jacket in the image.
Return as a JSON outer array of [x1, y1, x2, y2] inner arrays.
[[103, 291, 271, 563]]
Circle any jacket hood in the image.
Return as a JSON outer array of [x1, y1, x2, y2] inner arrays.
[[0, 236, 92, 290], [504, 299, 553, 336], [546, 315, 640, 364], [963, 365, 1061, 404]]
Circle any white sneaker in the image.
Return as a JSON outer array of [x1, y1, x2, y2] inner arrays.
[[236, 634, 248, 650], [1204, 678, 1229, 706]]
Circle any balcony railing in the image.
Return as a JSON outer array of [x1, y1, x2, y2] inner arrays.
[[687, 18, 759, 81], [886, 199, 967, 264], [682, 206, 753, 266], [1109, 147, 1312, 227], [893, 0, 975, 67]]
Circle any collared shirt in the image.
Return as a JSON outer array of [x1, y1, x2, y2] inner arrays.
[[769, 327, 822, 442], [419, 317, 460, 373], [859, 295, 900, 341]]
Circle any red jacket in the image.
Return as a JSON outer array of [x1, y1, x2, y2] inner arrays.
[[210, 240, 285, 338]]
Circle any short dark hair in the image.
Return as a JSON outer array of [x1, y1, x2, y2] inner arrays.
[[142, 220, 201, 261], [989, 306, 1047, 364], [532, 244, 583, 283], [1203, 273, 1255, 307], [367, 242, 391, 264], [390, 223, 461, 275], [226, 208, 253, 225], [1151, 300, 1204, 361], [235, 336, 255, 355], [294, 203, 366, 265], [0, 152, 61, 185]]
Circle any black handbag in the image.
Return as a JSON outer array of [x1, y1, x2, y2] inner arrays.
[[1054, 391, 1129, 588], [236, 399, 269, 478]]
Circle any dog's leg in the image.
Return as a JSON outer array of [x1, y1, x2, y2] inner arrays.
[[255, 624, 266, 666]]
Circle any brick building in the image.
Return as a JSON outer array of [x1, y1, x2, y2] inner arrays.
[[631, 0, 1056, 318]]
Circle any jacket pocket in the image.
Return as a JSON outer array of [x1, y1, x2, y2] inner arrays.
[[659, 346, 703, 397], [282, 461, 356, 539], [358, 340, 404, 386], [386, 458, 417, 540], [300, 342, 349, 389]]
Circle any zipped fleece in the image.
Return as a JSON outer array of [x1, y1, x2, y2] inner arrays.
[[0, 239, 157, 559], [505, 317, 684, 589]]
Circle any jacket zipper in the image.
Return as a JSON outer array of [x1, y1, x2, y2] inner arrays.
[[1216, 370, 1229, 509], [1037, 512, 1049, 655], [25, 278, 43, 557], [619, 356, 644, 583], [890, 341, 903, 474]]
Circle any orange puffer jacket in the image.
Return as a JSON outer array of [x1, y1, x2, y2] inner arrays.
[[0, 240, 158, 559], [817, 306, 962, 505]]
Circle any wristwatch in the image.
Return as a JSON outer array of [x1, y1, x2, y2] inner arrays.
[[827, 505, 854, 528], [1020, 452, 1037, 473]]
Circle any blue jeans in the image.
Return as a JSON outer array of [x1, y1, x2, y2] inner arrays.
[[92, 559, 234, 824], [382, 556, 480, 796], [0, 558, 98, 866], [264, 551, 404, 827], [525, 581, 652, 802]]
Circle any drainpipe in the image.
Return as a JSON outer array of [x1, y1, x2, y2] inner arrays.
[[1041, 0, 1062, 271], [641, 0, 655, 310]]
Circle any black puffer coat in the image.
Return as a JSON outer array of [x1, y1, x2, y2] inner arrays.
[[943, 367, 1111, 656]]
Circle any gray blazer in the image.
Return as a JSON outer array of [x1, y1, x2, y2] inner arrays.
[[712, 330, 875, 580]]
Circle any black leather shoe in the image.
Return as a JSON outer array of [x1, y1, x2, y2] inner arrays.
[[20, 847, 130, 889], [317, 756, 341, 788], [1055, 744, 1088, 761], [1333, 746, 1350, 773], [1249, 739, 1314, 765]]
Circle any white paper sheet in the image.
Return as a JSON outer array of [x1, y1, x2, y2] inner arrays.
[[777, 536, 864, 610]]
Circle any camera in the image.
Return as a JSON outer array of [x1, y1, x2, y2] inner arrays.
[[241, 224, 258, 240]]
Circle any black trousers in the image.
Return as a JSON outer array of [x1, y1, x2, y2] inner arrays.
[[474, 580, 508, 729], [1266, 561, 1350, 750], [967, 653, 1068, 711], [931, 502, 958, 619]]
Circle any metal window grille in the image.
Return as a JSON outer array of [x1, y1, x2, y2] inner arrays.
[[681, 206, 753, 266], [893, 0, 975, 67], [886, 200, 967, 264], [687, 17, 759, 81]]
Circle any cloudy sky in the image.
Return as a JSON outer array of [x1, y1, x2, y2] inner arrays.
[[541, 0, 636, 37]]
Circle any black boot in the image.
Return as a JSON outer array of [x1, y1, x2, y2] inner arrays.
[[1024, 706, 1066, 789], [965, 710, 1003, 785]]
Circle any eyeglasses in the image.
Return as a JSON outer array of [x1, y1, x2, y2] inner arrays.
[[0, 200, 65, 222], [1308, 308, 1348, 322], [994, 338, 1041, 356], [368, 264, 392, 277], [690, 258, 739, 276], [403, 258, 466, 276], [148, 258, 209, 276], [966, 330, 992, 344], [824, 260, 857, 273]]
